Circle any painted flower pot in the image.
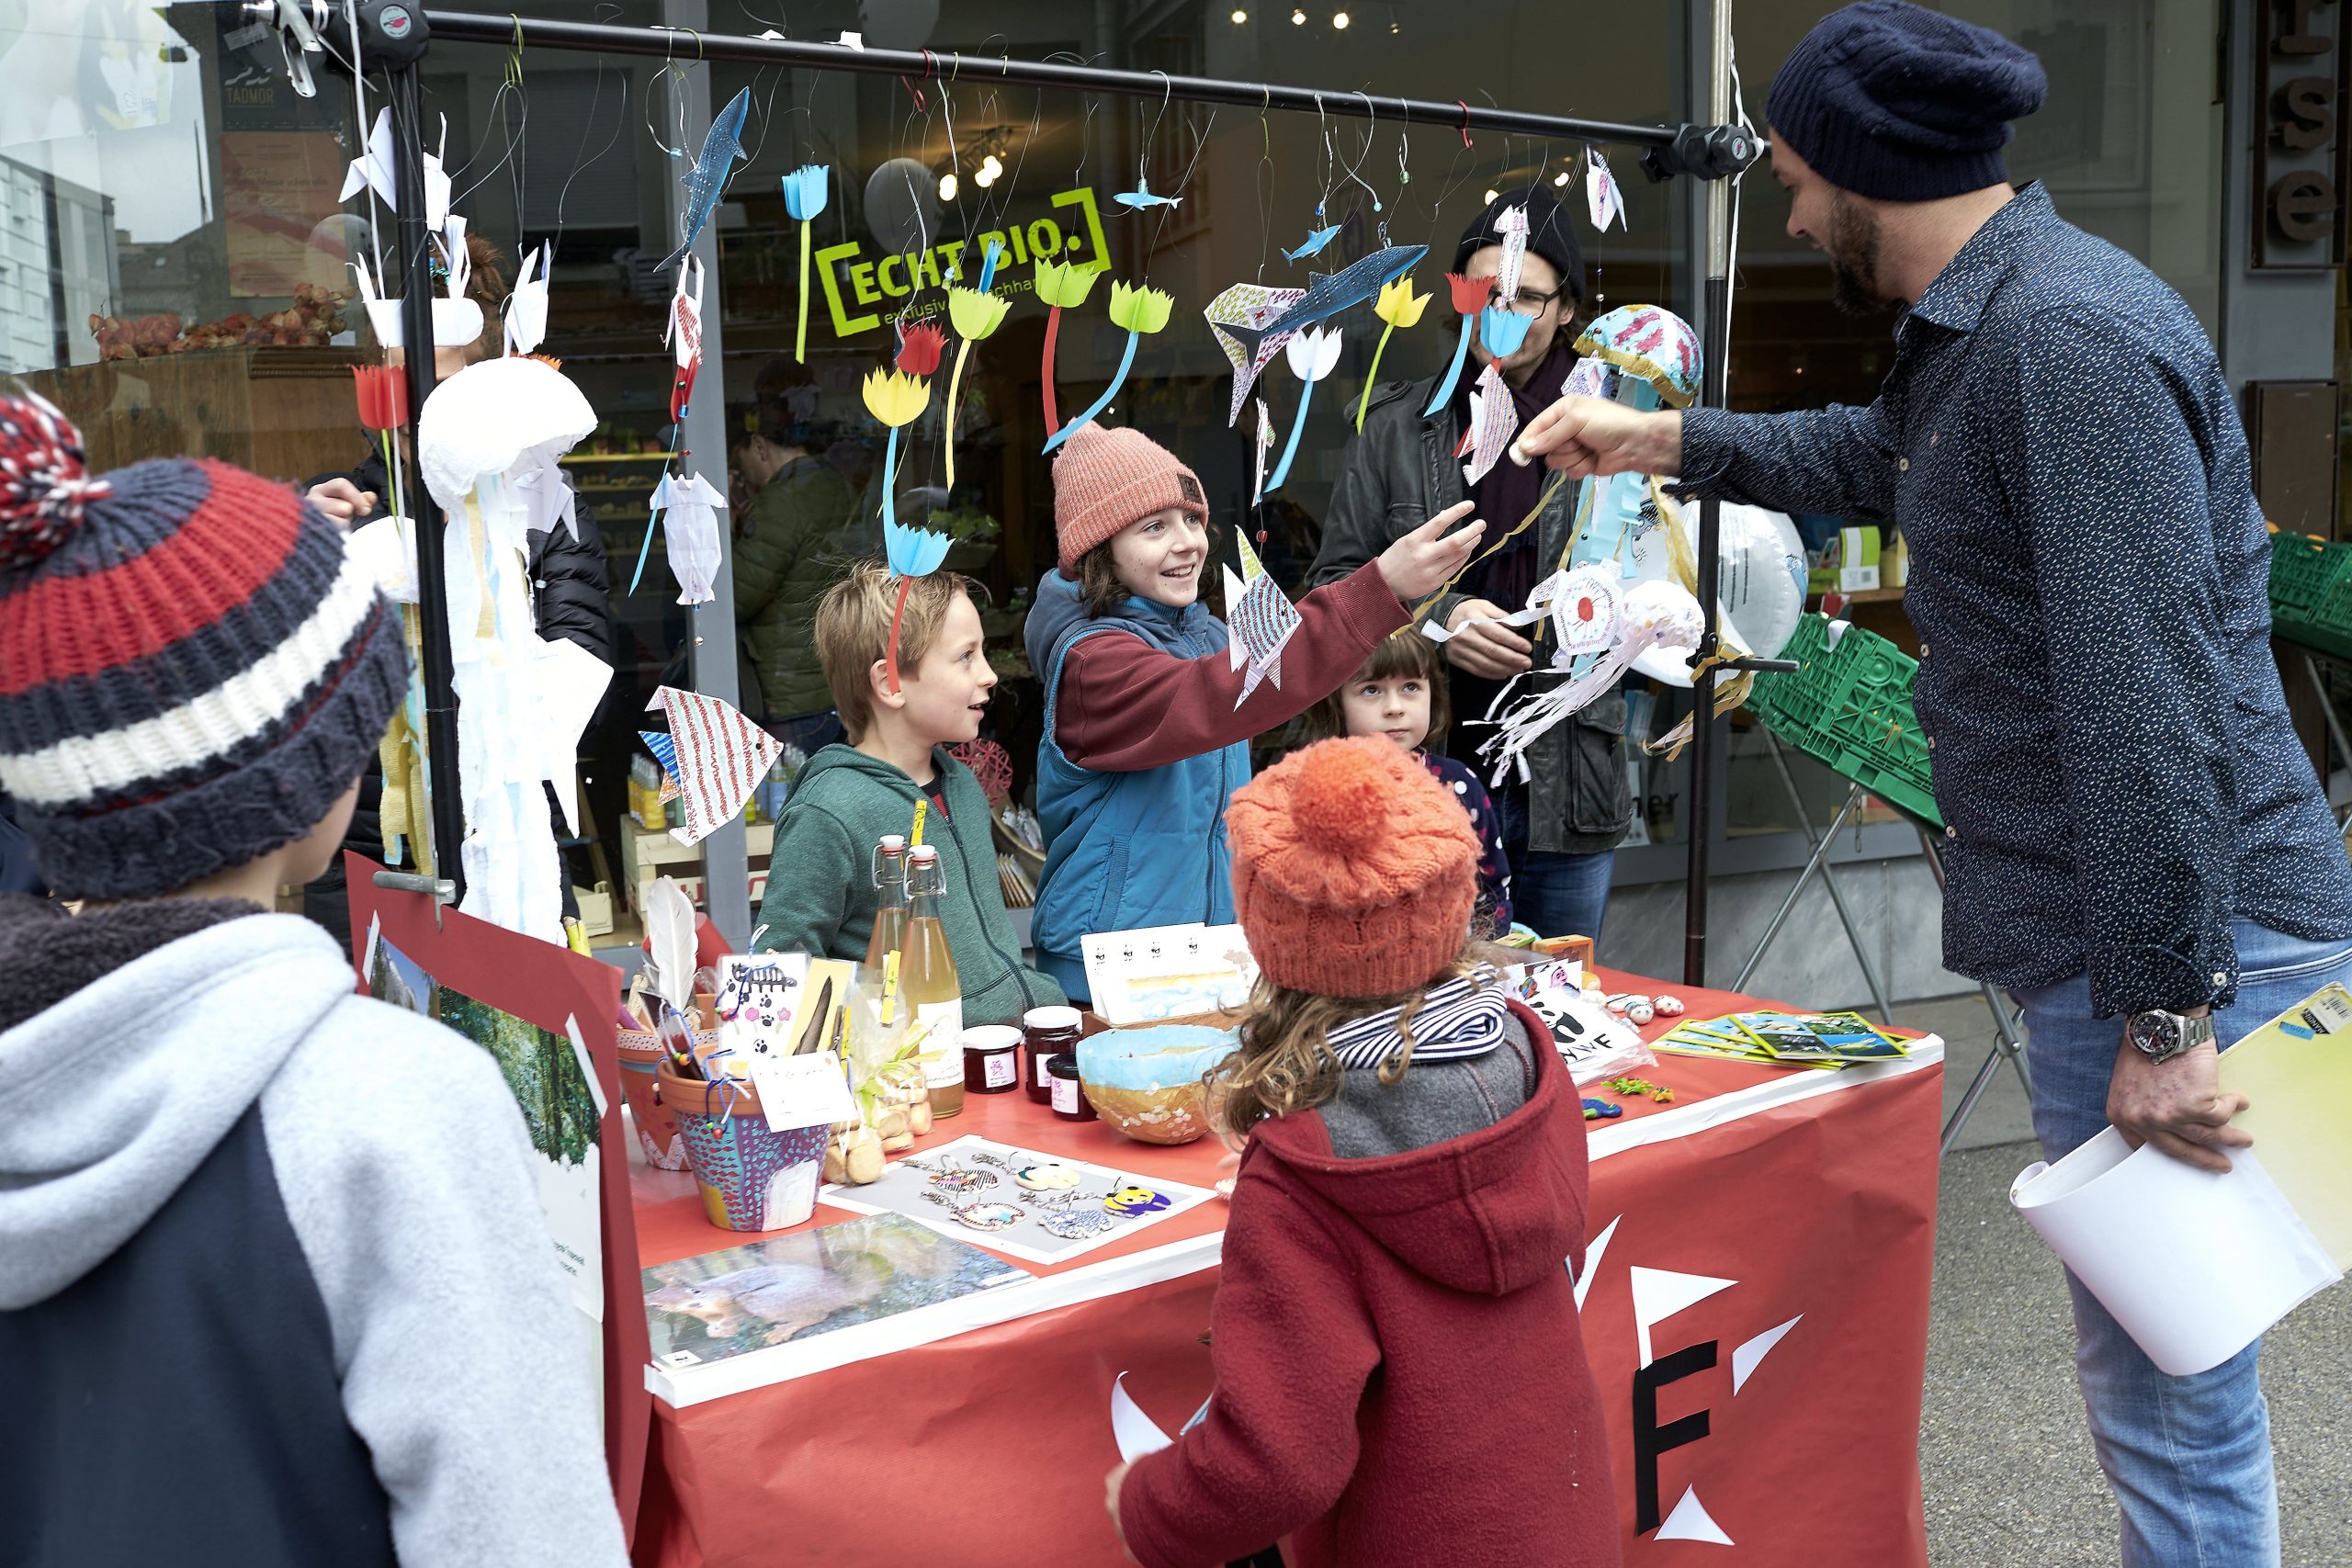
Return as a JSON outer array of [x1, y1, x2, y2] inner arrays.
[[658, 1061, 830, 1231], [616, 1026, 700, 1171], [1076, 1024, 1236, 1146]]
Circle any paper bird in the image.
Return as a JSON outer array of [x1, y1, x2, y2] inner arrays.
[[1044, 282, 1171, 453], [863, 367, 933, 531], [651, 469, 728, 605], [1587, 150, 1628, 232], [349, 227, 481, 351], [1493, 204, 1532, 306], [882, 520, 956, 694], [1251, 398, 1274, 507], [665, 255, 705, 423], [1283, 224, 1340, 262], [1035, 258, 1102, 437], [944, 240, 1009, 487], [1262, 326, 1341, 498], [1204, 282, 1306, 426], [1423, 272, 1493, 417], [1204, 243, 1424, 415], [783, 164, 831, 362], [1222, 532, 1302, 705], [647, 686, 783, 847], [1356, 275, 1429, 432], [1463, 362, 1520, 486], [657, 86, 751, 272], [503, 243, 549, 356], [341, 107, 451, 230], [1114, 175, 1184, 209]]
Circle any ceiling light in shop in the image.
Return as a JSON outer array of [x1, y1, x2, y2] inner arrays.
[[1484, 188, 1499, 204], [1553, 170, 1571, 187], [979, 154, 1002, 181], [1231, 6, 1248, 19], [939, 172, 959, 200], [1332, 10, 1349, 26], [1291, 7, 1306, 22], [975, 166, 997, 188]]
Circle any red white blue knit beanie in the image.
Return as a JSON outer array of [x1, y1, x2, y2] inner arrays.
[[0, 392, 405, 900]]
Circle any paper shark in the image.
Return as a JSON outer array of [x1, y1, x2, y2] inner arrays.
[[1204, 243, 1426, 415], [1283, 224, 1340, 262], [656, 86, 752, 272], [1114, 175, 1183, 209]]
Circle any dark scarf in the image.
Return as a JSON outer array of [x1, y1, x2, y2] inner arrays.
[[1462, 337, 1576, 615]]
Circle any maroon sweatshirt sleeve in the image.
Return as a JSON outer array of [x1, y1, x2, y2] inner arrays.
[[1056, 562, 1409, 773], [1116, 1167, 1382, 1568]]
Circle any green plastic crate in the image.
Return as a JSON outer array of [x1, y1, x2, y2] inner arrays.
[[2269, 530, 2352, 660], [1748, 613, 1943, 831]]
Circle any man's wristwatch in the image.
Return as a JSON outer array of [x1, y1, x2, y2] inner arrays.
[[2124, 1008, 2217, 1066]]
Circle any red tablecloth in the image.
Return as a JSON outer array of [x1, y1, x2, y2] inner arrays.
[[628, 971, 1941, 1567]]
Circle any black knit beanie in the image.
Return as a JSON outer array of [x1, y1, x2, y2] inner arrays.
[[1455, 186, 1584, 302], [1767, 0, 2047, 202]]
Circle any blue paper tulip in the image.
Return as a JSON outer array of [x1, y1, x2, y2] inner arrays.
[[785, 164, 831, 362], [1480, 306, 1532, 358], [885, 520, 954, 579]]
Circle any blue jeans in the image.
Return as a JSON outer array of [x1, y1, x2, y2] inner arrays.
[[2012, 919, 2352, 1568], [1492, 784, 1615, 942]]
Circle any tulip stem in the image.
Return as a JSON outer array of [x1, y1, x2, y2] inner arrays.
[[1265, 379, 1317, 497], [944, 338, 975, 489], [1045, 331, 1138, 454], [1355, 321, 1398, 434], [1039, 305, 1064, 436], [795, 220, 812, 364], [1425, 313, 1476, 418], [880, 426, 900, 530], [884, 573, 914, 694]]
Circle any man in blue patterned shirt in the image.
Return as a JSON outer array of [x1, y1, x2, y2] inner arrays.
[[1521, 4, 2352, 1563]]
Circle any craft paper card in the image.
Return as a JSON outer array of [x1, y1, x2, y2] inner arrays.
[[715, 952, 810, 1061], [746, 1049, 859, 1132], [2218, 982, 2352, 1267], [820, 1134, 1216, 1266], [2012, 1128, 2341, 1376], [1083, 923, 1259, 1025]]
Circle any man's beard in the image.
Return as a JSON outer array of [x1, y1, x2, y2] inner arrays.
[[1826, 190, 1892, 316]]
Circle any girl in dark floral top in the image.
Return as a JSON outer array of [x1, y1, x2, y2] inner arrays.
[[1301, 631, 1514, 938]]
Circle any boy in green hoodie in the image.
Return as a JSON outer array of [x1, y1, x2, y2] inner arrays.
[[753, 561, 1063, 1027]]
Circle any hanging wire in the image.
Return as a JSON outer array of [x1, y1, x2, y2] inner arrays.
[[550, 60, 627, 254]]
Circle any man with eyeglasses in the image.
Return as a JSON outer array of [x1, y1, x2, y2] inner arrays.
[[1309, 187, 1631, 942]]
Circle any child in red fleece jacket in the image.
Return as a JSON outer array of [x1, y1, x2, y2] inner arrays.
[[1106, 737, 1620, 1568]]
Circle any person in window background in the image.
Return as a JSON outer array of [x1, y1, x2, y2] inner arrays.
[[1518, 6, 2352, 1564], [732, 356, 858, 753], [300, 233, 612, 952], [1309, 186, 1629, 944]]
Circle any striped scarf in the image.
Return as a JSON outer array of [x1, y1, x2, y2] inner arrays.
[[1324, 965, 1510, 1072]]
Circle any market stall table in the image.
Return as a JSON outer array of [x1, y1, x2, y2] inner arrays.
[[626, 969, 1943, 1567]]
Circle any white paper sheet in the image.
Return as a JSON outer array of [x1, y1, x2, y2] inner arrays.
[[1111, 1372, 1175, 1462], [2010, 1127, 2341, 1376]]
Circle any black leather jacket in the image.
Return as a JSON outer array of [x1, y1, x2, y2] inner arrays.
[[1306, 372, 1633, 855]]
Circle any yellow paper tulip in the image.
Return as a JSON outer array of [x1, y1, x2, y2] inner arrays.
[[1034, 258, 1102, 310], [1375, 276, 1431, 330], [862, 367, 931, 429], [948, 286, 1012, 341], [1108, 281, 1173, 335]]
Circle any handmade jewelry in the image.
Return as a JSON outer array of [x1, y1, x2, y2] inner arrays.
[[909, 1157, 998, 1195], [921, 1191, 1024, 1230], [1103, 1183, 1172, 1217], [1037, 1206, 1117, 1241]]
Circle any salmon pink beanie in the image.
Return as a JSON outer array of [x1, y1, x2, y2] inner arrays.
[[1227, 736, 1479, 998], [1049, 423, 1206, 573]]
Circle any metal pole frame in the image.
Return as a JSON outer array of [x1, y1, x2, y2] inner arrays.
[[1685, 0, 1736, 987]]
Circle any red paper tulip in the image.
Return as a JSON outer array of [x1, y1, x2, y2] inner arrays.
[[351, 364, 407, 431], [896, 322, 946, 378], [1447, 273, 1494, 315]]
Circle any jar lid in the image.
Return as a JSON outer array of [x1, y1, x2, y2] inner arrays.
[[962, 1025, 1023, 1052], [1046, 1051, 1083, 1078], [1024, 1005, 1081, 1030]]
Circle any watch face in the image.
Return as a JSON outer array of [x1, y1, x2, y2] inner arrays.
[[2129, 1012, 2178, 1055]]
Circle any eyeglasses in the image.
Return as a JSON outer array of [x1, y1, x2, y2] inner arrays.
[[1500, 285, 1566, 318]]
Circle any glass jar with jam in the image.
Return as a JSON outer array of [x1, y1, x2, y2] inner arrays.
[[962, 1025, 1023, 1095], [1047, 1052, 1096, 1122], [1022, 1005, 1082, 1105]]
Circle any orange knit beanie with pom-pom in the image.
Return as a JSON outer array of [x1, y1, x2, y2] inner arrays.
[[1227, 735, 1480, 998]]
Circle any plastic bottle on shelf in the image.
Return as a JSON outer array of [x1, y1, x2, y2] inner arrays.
[[899, 844, 965, 1118]]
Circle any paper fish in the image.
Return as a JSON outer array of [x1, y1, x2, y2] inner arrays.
[[656, 86, 752, 272], [1043, 283, 1171, 453], [1251, 398, 1274, 507], [341, 107, 451, 230], [783, 163, 831, 363], [1222, 531, 1302, 705], [944, 241, 1008, 486], [1587, 150, 1628, 232], [1204, 282, 1307, 426], [1204, 243, 1425, 414], [651, 469, 728, 605], [1423, 272, 1494, 417], [1355, 276, 1429, 432], [1283, 224, 1340, 262], [503, 243, 550, 356], [648, 687, 784, 847], [666, 255, 705, 423], [1262, 327, 1341, 499], [1035, 258, 1102, 437], [1114, 175, 1183, 209], [1463, 363, 1519, 486]]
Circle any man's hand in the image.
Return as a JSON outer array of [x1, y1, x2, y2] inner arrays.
[[1515, 395, 1683, 479], [305, 478, 378, 528], [1442, 597, 1534, 680], [1373, 499, 1485, 603], [1103, 1461, 1138, 1563], [2108, 1030, 2249, 1174]]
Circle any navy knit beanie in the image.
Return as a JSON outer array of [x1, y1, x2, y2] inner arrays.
[[0, 393, 405, 900], [1456, 186, 1585, 302], [1768, 1, 2047, 202]]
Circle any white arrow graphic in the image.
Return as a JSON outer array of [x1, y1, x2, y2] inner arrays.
[[1629, 1265, 1736, 1369]]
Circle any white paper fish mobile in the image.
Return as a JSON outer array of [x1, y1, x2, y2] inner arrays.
[[651, 470, 729, 606]]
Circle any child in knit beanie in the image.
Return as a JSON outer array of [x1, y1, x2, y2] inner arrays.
[[0, 393, 628, 1568], [1108, 736, 1616, 1568], [1020, 421, 1484, 1003]]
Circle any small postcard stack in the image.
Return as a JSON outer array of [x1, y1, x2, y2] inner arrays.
[[1652, 1010, 1910, 1069]]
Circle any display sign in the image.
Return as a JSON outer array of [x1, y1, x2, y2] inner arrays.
[[2256, 0, 2351, 270], [812, 184, 1111, 340]]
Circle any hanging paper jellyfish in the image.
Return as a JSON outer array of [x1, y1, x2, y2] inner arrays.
[[1423, 273, 1492, 417], [944, 240, 1009, 488], [1262, 326, 1341, 498], [863, 367, 932, 533], [783, 164, 831, 364], [1355, 275, 1429, 433], [1034, 257, 1102, 437], [882, 520, 954, 694], [1044, 282, 1170, 454]]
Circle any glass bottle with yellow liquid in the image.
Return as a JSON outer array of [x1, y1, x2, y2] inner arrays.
[[864, 834, 909, 972], [899, 843, 964, 1117]]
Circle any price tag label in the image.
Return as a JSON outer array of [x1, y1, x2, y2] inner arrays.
[[746, 1049, 858, 1132]]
